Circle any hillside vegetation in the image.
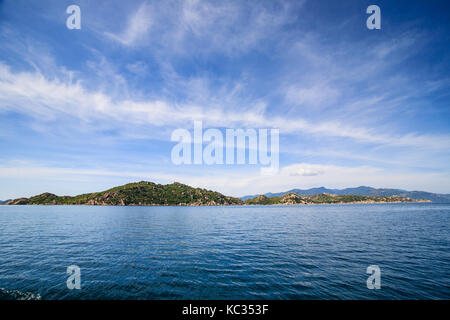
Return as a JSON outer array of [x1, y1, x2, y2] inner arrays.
[[6, 181, 243, 206], [244, 192, 430, 205], [4, 182, 431, 206]]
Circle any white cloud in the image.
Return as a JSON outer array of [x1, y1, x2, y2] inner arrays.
[[126, 61, 148, 75], [283, 164, 323, 176], [104, 2, 153, 46], [285, 83, 340, 108], [0, 62, 449, 152], [100, 0, 304, 56]]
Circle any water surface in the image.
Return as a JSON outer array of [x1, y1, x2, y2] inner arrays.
[[0, 203, 449, 299]]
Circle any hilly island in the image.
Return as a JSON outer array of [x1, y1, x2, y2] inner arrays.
[[2, 181, 431, 206]]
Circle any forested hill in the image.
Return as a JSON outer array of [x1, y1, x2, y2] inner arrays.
[[5, 181, 243, 206]]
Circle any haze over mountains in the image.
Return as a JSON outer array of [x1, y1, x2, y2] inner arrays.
[[241, 186, 450, 203]]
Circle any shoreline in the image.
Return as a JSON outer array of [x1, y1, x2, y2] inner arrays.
[[1, 200, 432, 207]]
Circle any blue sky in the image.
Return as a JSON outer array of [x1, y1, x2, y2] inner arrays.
[[0, 0, 449, 198]]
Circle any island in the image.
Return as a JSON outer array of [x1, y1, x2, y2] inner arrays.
[[243, 192, 430, 205], [2, 181, 431, 206]]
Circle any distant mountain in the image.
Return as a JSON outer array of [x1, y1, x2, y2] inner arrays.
[[0, 199, 11, 205], [241, 186, 450, 203], [5, 181, 243, 206]]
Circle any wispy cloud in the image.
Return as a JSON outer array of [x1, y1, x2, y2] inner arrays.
[[104, 2, 153, 46], [1, 61, 449, 153], [0, 0, 449, 197], [285, 83, 340, 109], [1, 61, 449, 152]]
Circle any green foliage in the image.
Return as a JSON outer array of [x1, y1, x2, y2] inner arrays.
[[243, 193, 419, 205], [18, 181, 243, 206], [244, 195, 280, 205], [7, 183, 424, 206]]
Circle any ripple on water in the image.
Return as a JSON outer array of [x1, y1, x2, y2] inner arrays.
[[0, 204, 448, 299]]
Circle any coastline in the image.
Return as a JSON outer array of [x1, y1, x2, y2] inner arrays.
[[1, 200, 432, 207], [1, 181, 434, 206]]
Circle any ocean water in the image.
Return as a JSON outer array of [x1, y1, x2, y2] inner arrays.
[[0, 203, 449, 300]]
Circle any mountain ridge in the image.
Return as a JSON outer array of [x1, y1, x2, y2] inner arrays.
[[241, 186, 450, 203]]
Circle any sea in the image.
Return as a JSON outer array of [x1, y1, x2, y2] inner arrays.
[[0, 203, 449, 300]]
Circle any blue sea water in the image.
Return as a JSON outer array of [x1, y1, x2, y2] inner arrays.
[[0, 203, 449, 300]]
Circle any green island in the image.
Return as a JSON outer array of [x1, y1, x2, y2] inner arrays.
[[243, 193, 430, 205], [2, 181, 431, 206]]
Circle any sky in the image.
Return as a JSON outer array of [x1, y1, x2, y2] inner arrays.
[[0, 0, 449, 199]]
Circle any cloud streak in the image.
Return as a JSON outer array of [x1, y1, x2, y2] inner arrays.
[[1, 62, 449, 153], [104, 2, 153, 46]]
